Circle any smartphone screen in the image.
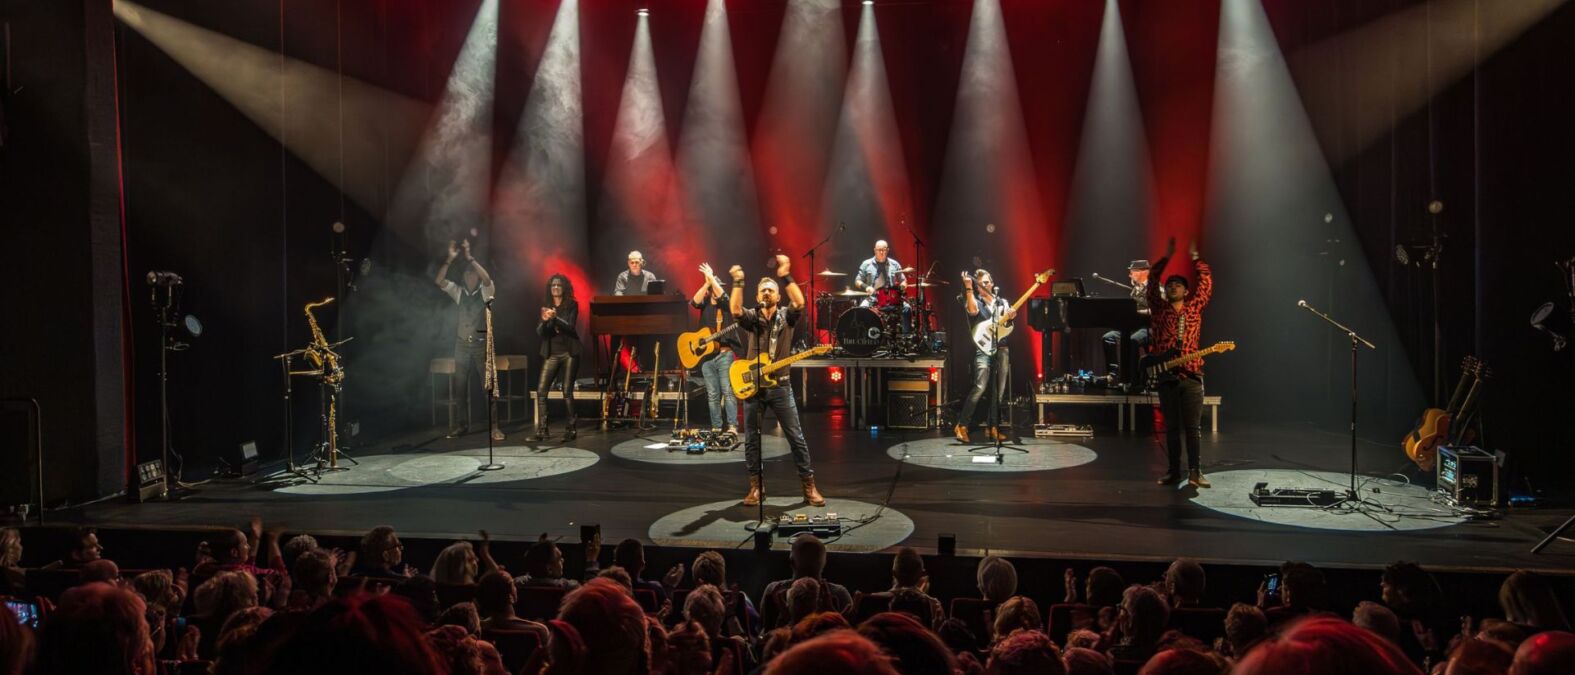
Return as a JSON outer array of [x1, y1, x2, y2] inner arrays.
[[1265, 573, 1281, 595], [5, 599, 39, 628]]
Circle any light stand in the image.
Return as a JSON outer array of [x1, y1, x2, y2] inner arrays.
[[330, 222, 356, 451], [147, 272, 197, 499], [1298, 300, 1376, 505]]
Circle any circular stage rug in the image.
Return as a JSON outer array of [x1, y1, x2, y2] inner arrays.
[[887, 437, 1099, 473], [649, 497, 914, 552], [611, 433, 790, 465], [271, 445, 600, 496], [1187, 469, 1466, 532]]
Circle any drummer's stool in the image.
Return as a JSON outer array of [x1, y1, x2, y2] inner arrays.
[[495, 355, 531, 422], [429, 357, 464, 429]]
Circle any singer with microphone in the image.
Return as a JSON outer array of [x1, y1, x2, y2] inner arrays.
[[435, 239, 504, 441], [1148, 237, 1213, 488], [953, 269, 1013, 444]]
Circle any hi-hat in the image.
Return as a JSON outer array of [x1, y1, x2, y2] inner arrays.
[[816, 269, 848, 277]]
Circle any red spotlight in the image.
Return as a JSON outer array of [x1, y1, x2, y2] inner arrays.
[[830, 367, 844, 383]]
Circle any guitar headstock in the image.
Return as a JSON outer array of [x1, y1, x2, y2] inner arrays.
[[1208, 341, 1236, 354], [809, 345, 833, 357], [1461, 355, 1480, 374], [1033, 268, 1056, 285]]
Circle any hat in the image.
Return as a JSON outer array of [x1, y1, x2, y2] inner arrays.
[[1127, 260, 1151, 271]]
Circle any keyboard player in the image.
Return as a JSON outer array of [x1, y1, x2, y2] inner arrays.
[[1102, 260, 1151, 389]]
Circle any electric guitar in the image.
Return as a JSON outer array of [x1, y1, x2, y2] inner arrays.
[[971, 268, 1055, 355], [1403, 356, 1479, 471], [677, 324, 741, 370], [730, 345, 833, 399], [1133, 341, 1237, 389]]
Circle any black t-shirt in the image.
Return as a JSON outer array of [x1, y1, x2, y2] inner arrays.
[[692, 294, 742, 352], [736, 305, 803, 361]]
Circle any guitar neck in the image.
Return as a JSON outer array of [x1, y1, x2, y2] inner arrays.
[[1008, 281, 1045, 314], [1165, 347, 1219, 370], [762, 348, 827, 375]]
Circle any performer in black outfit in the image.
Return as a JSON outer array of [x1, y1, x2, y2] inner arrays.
[[536, 273, 581, 442], [1148, 238, 1213, 488], [728, 255, 824, 507], [434, 240, 504, 441], [953, 269, 1014, 444]]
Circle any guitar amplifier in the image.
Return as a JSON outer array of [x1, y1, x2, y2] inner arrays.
[[886, 372, 931, 429], [1437, 445, 1499, 507]]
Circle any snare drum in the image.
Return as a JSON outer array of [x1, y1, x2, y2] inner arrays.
[[835, 307, 885, 357], [874, 287, 903, 309]]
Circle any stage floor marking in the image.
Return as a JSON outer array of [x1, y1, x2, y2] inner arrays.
[[887, 436, 1099, 473], [270, 445, 600, 495], [650, 497, 914, 553], [1187, 469, 1466, 532]]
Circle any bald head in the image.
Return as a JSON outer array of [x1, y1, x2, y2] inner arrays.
[[1511, 631, 1575, 675]]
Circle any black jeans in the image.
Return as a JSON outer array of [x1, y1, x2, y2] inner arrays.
[[1102, 327, 1150, 379], [957, 348, 1009, 428], [744, 384, 813, 477], [536, 353, 577, 427], [452, 338, 496, 429], [1158, 376, 1204, 474]]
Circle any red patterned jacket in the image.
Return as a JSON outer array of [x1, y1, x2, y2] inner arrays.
[[1146, 256, 1213, 378]]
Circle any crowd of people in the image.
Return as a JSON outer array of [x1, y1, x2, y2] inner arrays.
[[1, 523, 1573, 675]]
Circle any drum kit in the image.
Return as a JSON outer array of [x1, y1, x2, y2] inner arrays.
[[812, 267, 948, 357]]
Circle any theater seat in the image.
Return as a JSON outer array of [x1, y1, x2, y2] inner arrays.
[[481, 628, 541, 674]]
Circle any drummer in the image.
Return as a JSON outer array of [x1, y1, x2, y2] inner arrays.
[[853, 240, 907, 307]]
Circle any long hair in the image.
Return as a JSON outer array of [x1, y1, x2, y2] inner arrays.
[[544, 273, 576, 307]]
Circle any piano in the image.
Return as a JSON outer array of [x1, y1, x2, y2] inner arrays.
[[1029, 297, 1146, 333]]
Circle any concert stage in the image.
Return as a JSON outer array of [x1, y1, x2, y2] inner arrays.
[[44, 413, 1575, 574]]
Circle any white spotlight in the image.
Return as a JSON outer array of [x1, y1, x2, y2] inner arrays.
[[863, 1, 873, 5], [637, 8, 649, 16]]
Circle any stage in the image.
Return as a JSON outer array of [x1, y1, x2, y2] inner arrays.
[[45, 411, 1575, 574]]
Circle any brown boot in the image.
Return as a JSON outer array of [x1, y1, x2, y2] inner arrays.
[[743, 475, 763, 506], [953, 424, 970, 443], [801, 475, 826, 507], [987, 426, 1010, 442]]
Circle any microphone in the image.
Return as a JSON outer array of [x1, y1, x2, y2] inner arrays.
[[146, 271, 183, 286], [1297, 299, 1307, 308]]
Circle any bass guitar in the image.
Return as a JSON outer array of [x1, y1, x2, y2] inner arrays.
[[730, 345, 833, 400], [1134, 341, 1237, 389], [677, 324, 740, 370], [971, 268, 1055, 355]]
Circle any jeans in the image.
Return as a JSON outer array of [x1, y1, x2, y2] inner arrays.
[[536, 352, 578, 427], [698, 350, 739, 429], [1102, 327, 1150, 379], [744, 384, 813, 477], [452, 339, 496, 430], [957, 348, 1009, 428], [1158, 376, 1205, 474]]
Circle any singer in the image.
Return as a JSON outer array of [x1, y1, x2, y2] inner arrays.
[[435, 239, 504, 441], [1148, 237, 1213, 488]]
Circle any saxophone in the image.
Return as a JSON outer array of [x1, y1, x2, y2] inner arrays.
[[305, 298, 343, 467], [483, 299, 497, 399]]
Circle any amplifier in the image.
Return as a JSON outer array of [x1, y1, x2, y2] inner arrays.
[[886, 371, 931, 429], [1438, 445, 1499, 507]]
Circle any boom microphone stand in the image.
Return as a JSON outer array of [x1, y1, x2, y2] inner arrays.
[[1297, 300, 1376, 506]]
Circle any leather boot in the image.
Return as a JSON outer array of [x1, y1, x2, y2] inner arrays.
[[987, 426, 1010, 442], [801, 475, 826, 507], [743, 475, 763, 506], [953, 424, 970, 443]]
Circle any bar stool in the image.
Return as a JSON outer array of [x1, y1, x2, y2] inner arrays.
[[495, 355, 530, 422], [430, 357, 460, 429]]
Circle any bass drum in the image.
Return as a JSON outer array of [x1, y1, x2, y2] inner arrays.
[[835, 307, 886, 357]]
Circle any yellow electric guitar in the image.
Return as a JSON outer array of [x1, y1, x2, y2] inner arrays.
[[730, 345, 833, 399], [677, 324, 741, 370]]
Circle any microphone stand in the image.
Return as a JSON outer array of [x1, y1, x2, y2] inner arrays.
[[479, 298, 504, 471], [803, 224, 843, 344], [744, 304, 773, 543], [905, 218, 927, 344], [1090, 273, 1133, 292], [1298, 301, 1376, 506], [970, 290, 1026, 463]]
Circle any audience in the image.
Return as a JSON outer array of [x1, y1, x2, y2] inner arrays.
[[1164, 559, 1207, 609], [1508, 630, 1575, 675], [858, 611, 957, 675], [438, 601, 483, 635], [353, 525, 415, 578], [977, 556, 1019, 605], [558, 577, 650, 673], [986, 628, 1064, 675], [1353, 600, 1403, 646], [1265, 562, 1329, 627], [991, 596, 1042, 644], [1500, 570, 1571, 633], [1138, 647, 1226, 675], [0, 602, 31, 675], [431, 541, 481, 585], [520, 536, 581, 590], [0, 528, 23, 594], [280, 534, 319, 571], [1233, 616, 1422, 675], [767, 630, 899, 675], [80, 558, 122, 584], [1221, 602, 1267, 660], [64, 526, 105, 568], [762, 536, 853, 628], [1106, 585, 1171, 664], [288, 548, 336, 612], [36, 582, 155, 675], [474, 570, 551, 644], [1063, 646, 1114, 675], [192, 570, 260, 658], [267, 592, 447, 674], [613, 538, 683, 604]]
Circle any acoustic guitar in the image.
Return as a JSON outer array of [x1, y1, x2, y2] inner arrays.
[[730, 345, 833, 400], [1403, 356, 1480, 471], [677, 324, 740, 370]]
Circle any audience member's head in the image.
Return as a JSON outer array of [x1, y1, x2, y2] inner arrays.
[[684, 584, 727, 638], [281, 534, 319, 569], [613, 539, 648, 578], [545, 619, 589, 675], [265, 593, 445, 675], [692, 550, 727, 588], [0, 527, 21, 567], [889, 588, 935, 627], [194, 570, 259, 626], [1139, 648, 1226, 675], [131, 570, 179, 614], [991, 596, 1042, 643], [985, 628, 1063, 675], [0, 601, 31, 675], [1164, 560, 1206, 607], [359, 526, 403, 569], [1066, 629, 1102, 650], [524, 538, 566, 580], [1280, 564, 1328, 611], [1121, 585, 1171, 650], [977, 556, 1018, 603], [1353, 601, 1402, 645], [292, 547, 336, 599], [1086, 567, 1126, 607], [558, 577, 649, 674], [788, 577, 825, 625], [1500, 571, 1571, 632], [791, 535, 829, 579], [1381, 561, 1443, 618], [859, 612, 956, 675], [937, 617, 980, 655], [1233, 616, 1422, 675], [1445, 635, 1514, 675], [213, 529, 251, 566], [475, 570, 518, 618], [791, 612, 852, 644], [37, 583, 154, 675], [767, 630, 900, 675], [213, 606, 274, 673], [80, 558, 122, 584], [598, 566, 635, 593], [1063, 647, 1114, 675], [892, 547, 927, 589], [437, 601, 482, 635], [1509, 630, 1575, 675], [70, 527, 104, 564], [665, 621, 714, 674], [431, 541, 480, 585], [1224, 603, 1267, 657]]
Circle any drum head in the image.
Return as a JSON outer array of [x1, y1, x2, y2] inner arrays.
[[836, 307, 885, 356]]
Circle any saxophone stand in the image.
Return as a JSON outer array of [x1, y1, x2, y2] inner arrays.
[[970, 295, 1027, 464], [479, 301, 504, 471], [307, 379, 354, 473]]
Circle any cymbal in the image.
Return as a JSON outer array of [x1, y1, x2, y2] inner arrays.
[[916, 281, 949, 287], [289, 370, 325, 377], [834, 289, 872, 297], [816, 269, 848, 277], [896, 267, 917, 274]]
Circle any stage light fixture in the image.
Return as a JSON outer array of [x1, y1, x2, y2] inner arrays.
[[863, 0, 873, 5], [637, 8, 648, 16], [928, 367, 939, 383], [829, 367, 843, 383], [1531, 302, 1571, 351]]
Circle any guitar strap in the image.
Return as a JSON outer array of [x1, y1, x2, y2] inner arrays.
[[766, 309, 786, 358]]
